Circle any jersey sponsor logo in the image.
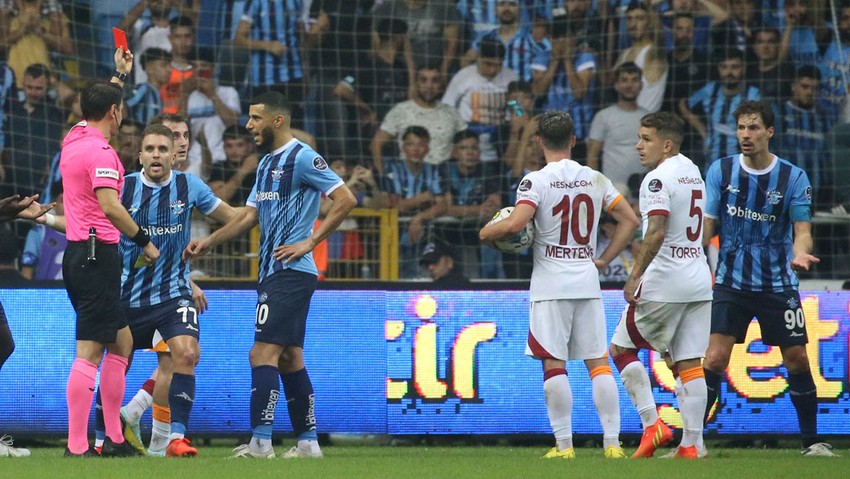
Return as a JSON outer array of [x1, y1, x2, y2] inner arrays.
[[271, 166, 286, 181], [518, 179, 532, 192], [313, 156, 328, 170], [549, 180, 593, 189], [725, 204, 776, 222], [255, 191, 281, 202], [95, 168, 119, 180], [141, 224, 183, 236], [677, 177, 703, 185], [170, 199, 186, 215], [647, 178, 663, 192], [544, 244, 594, 259]]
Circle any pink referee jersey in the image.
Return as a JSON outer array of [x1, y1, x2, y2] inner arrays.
[[59, 121, 124, 243]]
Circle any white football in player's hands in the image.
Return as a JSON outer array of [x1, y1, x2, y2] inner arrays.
[[487, 206, 535, 254]]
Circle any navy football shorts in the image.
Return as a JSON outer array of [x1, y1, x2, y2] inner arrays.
[[127, 296, 200, 351], [254, 269, 318, 347], [711, 284, 808, 347]]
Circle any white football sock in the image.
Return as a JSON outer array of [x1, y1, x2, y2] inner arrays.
[[544, 372, 573, 450], [592, 373, 621, 449], [149, 418, 171, 452], [620, 361, 658, 429], [679, 376, 707, 448], [125, 389, 153, 423]]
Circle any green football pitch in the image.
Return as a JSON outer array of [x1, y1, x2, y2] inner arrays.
[[6, 445, 848, 479]]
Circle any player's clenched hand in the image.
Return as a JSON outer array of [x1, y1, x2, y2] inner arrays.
[[191, 281, 208, 314], [142, 242, 160, 265], [592, 258, 607, 274], [624, 277, 639, 305], [790, 253, 820, 272], [273, 239, 314, 264], [183, 238, 211, 261]]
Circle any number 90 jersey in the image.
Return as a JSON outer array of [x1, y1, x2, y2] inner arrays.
[[638, 154, 712, 302], [516, 159, 622, 301]]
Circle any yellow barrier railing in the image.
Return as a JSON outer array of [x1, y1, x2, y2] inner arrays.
[[202, 208, 398, 281]]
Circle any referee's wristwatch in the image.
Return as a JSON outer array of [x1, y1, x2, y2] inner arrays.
[[112, 70, 128, 82]]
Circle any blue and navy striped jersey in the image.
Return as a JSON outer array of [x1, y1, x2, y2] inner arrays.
[[120, 171, 222, 308], [705, 155, 813, 292], [242, 0, 304, 85], [818, 38, 850, 123], [770, 101, 833, 191], [126, 83, 162, 126], [473, 26, 550, 83], [688, 82, 761, 168], [380, 158, 444, 202], [543, 51, 596, 141], [248, 139, 344, 282], [458, 0, 534, 44]]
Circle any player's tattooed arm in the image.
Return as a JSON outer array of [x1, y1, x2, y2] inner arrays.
[[624, 214, 667, 304]]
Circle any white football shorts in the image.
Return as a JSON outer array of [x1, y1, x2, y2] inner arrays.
[[525, 298, 608, 361], [611, 300, 710, 363]]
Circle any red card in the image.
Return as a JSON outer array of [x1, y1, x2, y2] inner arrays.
[[112, 27, 129, 52]]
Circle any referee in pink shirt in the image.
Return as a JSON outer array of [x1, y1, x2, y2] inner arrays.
[[60, 47, 160, 458]]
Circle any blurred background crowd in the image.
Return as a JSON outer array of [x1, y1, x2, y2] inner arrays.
[[0, 0, 848, 282]]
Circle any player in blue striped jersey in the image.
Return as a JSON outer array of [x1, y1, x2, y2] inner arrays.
[[770, 66, 833, 202], [234, 0, 305, 123], [40, 124, 239, 457], [680, 48, 760, 170], [186, 92, 356, 459], [701, 101, 836, 457], [462, 0, 551, 89], [817, 4, 850, 123], [458, 0, 534, 45]]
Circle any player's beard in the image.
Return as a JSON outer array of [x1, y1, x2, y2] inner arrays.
[[259, 126, 275, 149]]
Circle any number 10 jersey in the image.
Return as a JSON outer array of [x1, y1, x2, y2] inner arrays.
[[516, 159, 623, 301]]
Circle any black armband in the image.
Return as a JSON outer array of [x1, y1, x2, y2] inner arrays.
[[112, 70, 128, 82], [131, 228, 150, 247]]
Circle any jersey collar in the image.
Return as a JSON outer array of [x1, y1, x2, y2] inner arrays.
[[738, 154, 777, 175], [270, 138, 299, 158], [140, 170, 174, 188]]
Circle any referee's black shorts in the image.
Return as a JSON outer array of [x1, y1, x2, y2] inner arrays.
[[62, 241, 127, 343]]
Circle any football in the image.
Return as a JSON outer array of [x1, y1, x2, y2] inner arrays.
[[487, 206, 536, 254]]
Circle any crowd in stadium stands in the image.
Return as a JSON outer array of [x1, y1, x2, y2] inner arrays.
[[0, 0, 849, 280]]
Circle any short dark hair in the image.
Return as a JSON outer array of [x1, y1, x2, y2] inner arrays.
[[796, 64, 821, 82], [140, 47, 172, 70], [452, 130, 479, 144], [754, 27, 781, 41], [223, 125, 252, 141], [478, 38, 506, 60], [733, 100, 775, 129], [614, 61, 642, 81], [672, 12, 695, 23], [402, 125, 430, 141], [120, 117, 144, 132], [507, 80, 532, 96], [715, 47, 745, 64], [24, 63, 50, 79], [640, 112, 685, 147], [149, 112, 189, 128], [626, 1, 650, 14], [81, 80, 123, 121], [169, 15, 195, 31], [141, 123, 176, 144], [251, 91, 292, 118], [377, 18, 407, 42], [537, 111, 574, 151]]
